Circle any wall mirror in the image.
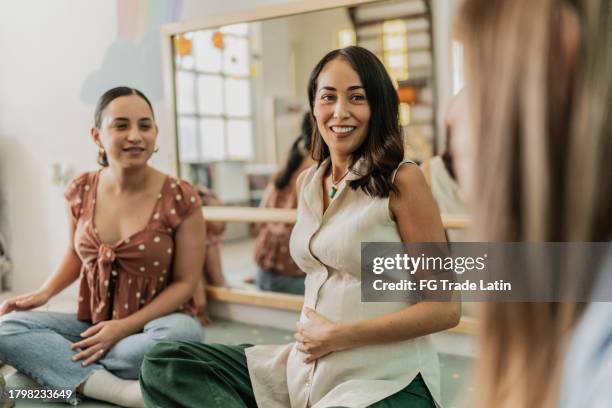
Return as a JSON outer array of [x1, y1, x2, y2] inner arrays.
[[162, 0, 471, 321]]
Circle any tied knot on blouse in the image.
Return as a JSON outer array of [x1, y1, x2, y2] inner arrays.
[[99, 244, 117, 264], [64, 171, 203, 323]]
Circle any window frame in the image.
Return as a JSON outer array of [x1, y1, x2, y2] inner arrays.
[[174, 26, 254, 163]]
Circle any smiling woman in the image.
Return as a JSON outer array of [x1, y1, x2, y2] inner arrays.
[[140, 46, 458, 408], [313, 60, 371, 161], [309, 46, 404, 200], [92, 88, 157, 168], [0, 87, 207, 407]]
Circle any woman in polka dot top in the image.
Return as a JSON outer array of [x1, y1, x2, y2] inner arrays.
[[0, 87, 206, 407]]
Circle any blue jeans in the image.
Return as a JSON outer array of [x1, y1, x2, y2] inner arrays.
[[256, 268, 305, 295], [0, 311, 203, 394]]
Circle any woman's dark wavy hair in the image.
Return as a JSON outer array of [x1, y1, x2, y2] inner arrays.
[[274, 112, 313, 190], [307, 46, 404, 198], [93, 86, 155, 167]]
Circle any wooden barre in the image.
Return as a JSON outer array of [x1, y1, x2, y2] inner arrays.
[[206, 286, 477, 335], [203, 206, 297, 223], [202, 206, 471, 230]]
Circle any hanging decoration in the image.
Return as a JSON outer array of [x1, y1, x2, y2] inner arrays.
[[212, 31, 225, 50], [174, 34, 192, 57], [397, 86, 418, 104]]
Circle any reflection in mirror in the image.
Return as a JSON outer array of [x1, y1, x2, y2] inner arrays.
[[213, 219, 307, 295], [217, 221, 256, 288], [171, 0, 436, 295]]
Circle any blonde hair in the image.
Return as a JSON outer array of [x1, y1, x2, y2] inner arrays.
[[457, 0, 611, 406]]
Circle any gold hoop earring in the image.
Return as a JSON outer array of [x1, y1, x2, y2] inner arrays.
[[97, 145, 108, 167]]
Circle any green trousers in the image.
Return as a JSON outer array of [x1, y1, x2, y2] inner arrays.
[[140, 342, 435, 408]]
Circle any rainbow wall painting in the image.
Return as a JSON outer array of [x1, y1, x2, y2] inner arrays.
[[81, 0, 183, 103], [117, 0, 182, 41]]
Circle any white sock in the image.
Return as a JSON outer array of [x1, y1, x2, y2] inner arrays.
[[82, 369, 145, 408]]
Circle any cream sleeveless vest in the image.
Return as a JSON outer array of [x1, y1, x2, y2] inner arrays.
[[246, 159, 441, 408]]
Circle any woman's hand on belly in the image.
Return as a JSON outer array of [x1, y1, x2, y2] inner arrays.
[[295, 307, 348, 364], [70, 319, 133, 366]]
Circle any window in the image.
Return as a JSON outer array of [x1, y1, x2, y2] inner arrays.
[[382, 19, 409, 83], [337, 28, 356, 48], [351, 1, 435, 162], [174, 24, 254, 162]]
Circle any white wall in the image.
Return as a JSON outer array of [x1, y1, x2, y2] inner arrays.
[[0, 0, 118, 297], [431, 0, 459, 152], [259, 17, 293, 163], [289, 8, 352, 102]]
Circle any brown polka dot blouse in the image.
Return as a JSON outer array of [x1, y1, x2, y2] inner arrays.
[[64, 171, 202, 323]]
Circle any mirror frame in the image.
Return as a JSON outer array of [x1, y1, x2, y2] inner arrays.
[[161, 0, 475, 335]]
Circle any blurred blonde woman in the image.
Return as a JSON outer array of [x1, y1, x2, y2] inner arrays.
[[456, 0, 611, 407]]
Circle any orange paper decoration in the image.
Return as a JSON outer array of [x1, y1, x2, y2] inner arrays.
[[212, 31, 225, 50], [397, 86, 418, 104], [174, 35, 192, 57]]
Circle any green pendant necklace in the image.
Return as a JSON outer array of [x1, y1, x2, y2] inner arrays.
[[329, 169, 350, 199]]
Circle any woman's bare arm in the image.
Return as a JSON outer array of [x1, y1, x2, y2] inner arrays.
[[296, 165, 460, 361], [337, 165, 460, 347], [0, 206, 82, 314]]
